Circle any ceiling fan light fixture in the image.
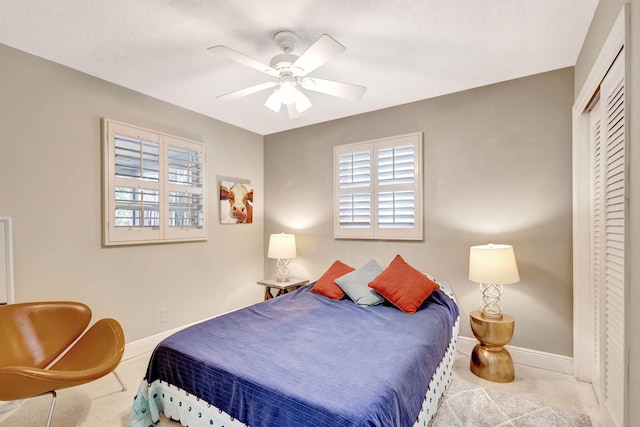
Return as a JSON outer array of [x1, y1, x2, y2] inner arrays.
[[293, 90, 312, 113], [211, 30, 365, 118], [265, 89, 282, 113], [274, 73, 304, 104], [264, 85, 312, 117]]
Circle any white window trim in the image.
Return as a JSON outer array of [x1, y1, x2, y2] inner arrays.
[[334, 132, 423, 240], [102, 118, 207, 246]]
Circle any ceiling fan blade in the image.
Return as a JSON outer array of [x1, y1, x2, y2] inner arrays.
[[291, 34, 345, 76], [301, 78, 367, 101], [217, 81, 277, 100], [208, 45, 279, 77]]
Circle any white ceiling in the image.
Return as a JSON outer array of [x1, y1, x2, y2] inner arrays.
[[0, 0, 597, 135]]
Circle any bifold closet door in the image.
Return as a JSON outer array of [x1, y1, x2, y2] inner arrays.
[[590, 48, 627, 427]]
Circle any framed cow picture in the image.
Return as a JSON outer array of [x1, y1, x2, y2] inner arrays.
[[220, 180, 253, 224]]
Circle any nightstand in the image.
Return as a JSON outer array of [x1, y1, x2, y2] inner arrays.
[[469, 310, 515, 383], [257, 278, 309, 300]]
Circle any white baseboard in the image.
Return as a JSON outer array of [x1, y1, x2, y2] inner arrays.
[[122, 305, 251, 361], [457, 335, 574, 376], [123, 327, 179, 360]]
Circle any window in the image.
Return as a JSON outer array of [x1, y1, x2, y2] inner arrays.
[[102, 119, 206, 245], [334, 132, 422, 240]]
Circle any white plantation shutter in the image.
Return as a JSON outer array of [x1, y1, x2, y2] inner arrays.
[[103, 119, 207, 245], [378, 145, 415, 186], [338, 150, 372, 229], [113, 134, 161, 233], [165, 138, 205, 239], [377, 144, 416, 231], [339, 193, 372, 228], [334, 133, 422, 240]]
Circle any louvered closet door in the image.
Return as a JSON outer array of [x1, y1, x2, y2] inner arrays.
[[591, 49, 627, 427], [589, 100, 602, 402]]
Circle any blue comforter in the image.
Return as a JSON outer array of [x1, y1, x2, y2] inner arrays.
[[144, 285, 458, 427]]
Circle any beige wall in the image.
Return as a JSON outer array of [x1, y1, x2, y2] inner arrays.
[[0, 43, 265, 342], [264, 68, 575, 356], [575, 0, 639, 425], [0, 31, 587, 362]]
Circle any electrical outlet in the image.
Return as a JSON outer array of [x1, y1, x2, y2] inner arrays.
[[160, 309, 169, 323]]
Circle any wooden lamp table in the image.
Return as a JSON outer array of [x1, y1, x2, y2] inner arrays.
[[257, 278, 309, 300], [469, 310, 515, 383]]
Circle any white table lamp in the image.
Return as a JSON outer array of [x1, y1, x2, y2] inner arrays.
[[469, 243, 520, 319], [268, 233, 297, 282]]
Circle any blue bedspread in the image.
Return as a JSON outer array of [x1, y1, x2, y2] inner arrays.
[[143, 285, 458, 427]]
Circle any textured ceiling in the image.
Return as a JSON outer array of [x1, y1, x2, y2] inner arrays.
[[0, 0, 597, 135]]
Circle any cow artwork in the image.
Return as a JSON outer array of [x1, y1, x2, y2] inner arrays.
[[220, 181, 253, 224]]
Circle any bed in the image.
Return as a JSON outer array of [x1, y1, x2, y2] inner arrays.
[[130, 274, 459, 427]]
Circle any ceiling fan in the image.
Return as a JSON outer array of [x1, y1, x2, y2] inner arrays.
[[208, 31, 367, 119]]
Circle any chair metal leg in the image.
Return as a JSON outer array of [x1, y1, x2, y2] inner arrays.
[[113, 370, 127, 391], [41, 372, 123, 426], [45, 391, 57, 427]]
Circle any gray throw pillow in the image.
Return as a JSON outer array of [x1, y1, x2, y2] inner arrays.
[[335, 259, 385, 306]]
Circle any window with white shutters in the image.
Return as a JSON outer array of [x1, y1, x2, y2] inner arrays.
[[334, 133, 422, 240], [103, 119, 207, 245]]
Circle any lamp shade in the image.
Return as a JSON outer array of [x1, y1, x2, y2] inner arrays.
[[267, 233, 297, 259], [469, 244, 520, 285], [264, 83, 312, 116]]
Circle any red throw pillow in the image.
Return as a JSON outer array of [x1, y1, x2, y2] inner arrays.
[[368, 254, 440, 314], [311, 260, 355, 300]]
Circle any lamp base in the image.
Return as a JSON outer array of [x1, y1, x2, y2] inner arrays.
[[470, 344, 514, 383], [275, 258, 290, 282], [469, 310, 515, 383], [479, 283, 504, 318]]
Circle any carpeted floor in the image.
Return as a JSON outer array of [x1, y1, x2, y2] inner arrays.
[[431, 379, 593, 427], [0, 352, 598, 426]]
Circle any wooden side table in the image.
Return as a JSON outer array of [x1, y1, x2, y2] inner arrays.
[[257, 278, 309, 301], [469, 310, 515, 383]]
